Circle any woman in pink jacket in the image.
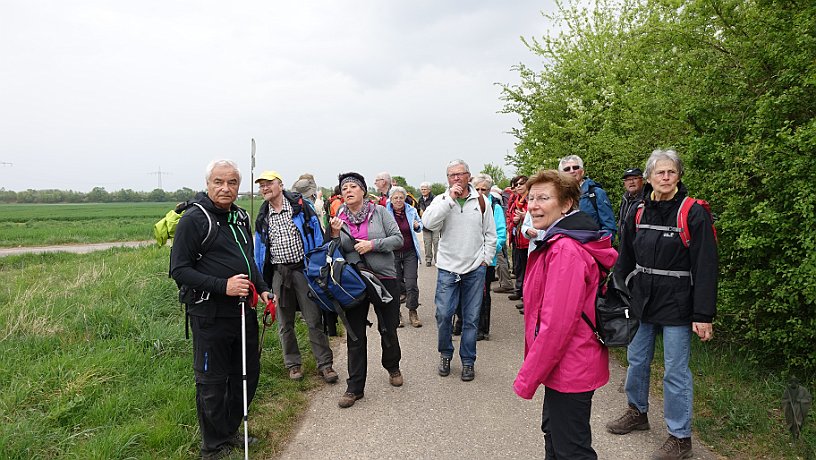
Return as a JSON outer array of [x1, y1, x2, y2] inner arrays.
[[513, 169, 617, 459]]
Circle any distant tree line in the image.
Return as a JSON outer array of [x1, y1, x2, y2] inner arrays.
[[0, 187, 198, 204], [503, 0, 816, 375]]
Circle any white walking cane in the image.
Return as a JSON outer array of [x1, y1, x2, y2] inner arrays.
[[239, 296, 250, 459]]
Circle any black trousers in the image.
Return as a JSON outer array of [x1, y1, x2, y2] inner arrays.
[[479, 266, 495, 334], [512, 246, 528, 296], [345, 278, 402, 395], [541, 387, 596, 460], [191, 312, 260, 456]]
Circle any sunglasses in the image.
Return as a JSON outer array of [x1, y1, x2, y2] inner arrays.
[[562, 165, 581, 172]]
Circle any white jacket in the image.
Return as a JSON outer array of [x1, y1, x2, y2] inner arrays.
[[421, 185, 497, 274]]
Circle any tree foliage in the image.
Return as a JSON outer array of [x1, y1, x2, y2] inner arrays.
[[503, 0, 816, 376], [481, 163, 510, 189]]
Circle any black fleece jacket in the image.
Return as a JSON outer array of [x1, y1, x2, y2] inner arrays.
[[170, 192, 268, 318], [615, 182, 718, 325]]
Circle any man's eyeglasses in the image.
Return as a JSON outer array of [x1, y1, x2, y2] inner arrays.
[[258, 182, 276, 189], [562, 165, 581, 172], [447, 172, 469, 179]]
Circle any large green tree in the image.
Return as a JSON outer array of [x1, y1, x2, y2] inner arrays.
[[503, 0, 816, 375]]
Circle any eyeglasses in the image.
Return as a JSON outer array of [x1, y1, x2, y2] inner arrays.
[[447, 172, 469, 179], [528, 194, 553, 204], [562, 165, 581, 172], [258, 182, 276, 189], [475, 187, 488, 192], [515, 181, 526, 188]]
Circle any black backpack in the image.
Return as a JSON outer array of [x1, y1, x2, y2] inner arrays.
[[581, 269, 638, 347]]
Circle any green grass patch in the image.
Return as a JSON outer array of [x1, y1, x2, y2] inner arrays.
[[0, 199, 259, 248], [613, 339, 816, 459], [0, 246, 322, 459]]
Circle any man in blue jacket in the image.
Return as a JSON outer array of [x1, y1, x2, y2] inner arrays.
[[253, 171, 338, 384], [559, 155, 617, 243]]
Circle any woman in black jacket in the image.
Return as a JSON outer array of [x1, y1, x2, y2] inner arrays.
[[605, 149, 718, 460]]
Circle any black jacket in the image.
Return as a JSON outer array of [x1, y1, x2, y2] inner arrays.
[[615, 182, 718, 325], [170, 192, 268, 318], [417, 192, 435, 217]]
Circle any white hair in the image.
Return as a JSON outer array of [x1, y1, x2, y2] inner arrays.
[[389, 186, 407, 198], [471, 173, 493, 189], [205, 159, 241, 183], [645, 149, 684, 179], [558, 155, 584, 171], [446, 159, 470, 173]]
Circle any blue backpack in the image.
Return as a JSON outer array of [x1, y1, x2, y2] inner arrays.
[[303, 238, 367, 341]]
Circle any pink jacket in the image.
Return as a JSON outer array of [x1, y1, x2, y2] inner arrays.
[[513, 234, 617, 399]]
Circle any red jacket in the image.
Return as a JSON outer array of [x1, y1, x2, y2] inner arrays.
[[506, 194, 529, 249], [514, 232, 617, 398]]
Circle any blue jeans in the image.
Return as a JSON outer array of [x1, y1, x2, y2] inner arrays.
[[625, 322, 693, 438], [434, 266, 485, 366]]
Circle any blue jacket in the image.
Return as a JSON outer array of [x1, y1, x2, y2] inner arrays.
[[386, 202, 423, 259], [580, 178, 617, 243], [254, 190, 324, 275], [490, 196, 507, 266]]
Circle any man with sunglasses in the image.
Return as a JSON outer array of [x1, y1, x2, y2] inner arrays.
[[558, 155, 617, 243]]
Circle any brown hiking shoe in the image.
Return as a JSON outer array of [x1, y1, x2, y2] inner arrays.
[[338, 392, 364, 408], [288, 365, 304, 381], [606, 405, 650, 434], [398, 312, 405, 328], [389, 369, 404, 387], [319, 366, 339, 384], [651, 435, 692, 459], [409, 310, 422, 327]]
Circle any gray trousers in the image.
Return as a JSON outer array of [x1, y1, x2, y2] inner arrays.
[[496, 245, 513, 289], [422, 229, 439, 265], [272, 268, 334, 370], [394, 249, 419, 310]]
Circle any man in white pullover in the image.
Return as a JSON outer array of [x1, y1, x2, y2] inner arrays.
[[422, 159, 497, 382]]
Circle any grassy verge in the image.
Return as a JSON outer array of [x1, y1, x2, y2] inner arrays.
[[0, 246, 321, 459], [0, 199, 259, 248], [612, 338, 816, 459]]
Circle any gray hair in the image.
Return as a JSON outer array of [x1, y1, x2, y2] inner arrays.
[[376, 171, 392, 183], [644, 149, 684, 179], [471, 173, 493, 189], [205, 159, 241, 183], [389, 186, 407, 198], [419, 181, 431, 189], [558, 155, 584, 171], [446, 159, 470, 173]]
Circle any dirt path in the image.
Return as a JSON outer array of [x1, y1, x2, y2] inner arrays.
[[0, 240, 153, 257], [277, 260, 721, 459]]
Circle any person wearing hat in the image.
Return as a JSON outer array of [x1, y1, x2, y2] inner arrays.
[[328, 172, 405, 408], [252, 170, 338, 385], [619, 167, 644, 231], [292, 173, 325, 230]]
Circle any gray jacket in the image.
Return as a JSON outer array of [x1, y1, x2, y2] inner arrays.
[[337, 204, 403, 278]]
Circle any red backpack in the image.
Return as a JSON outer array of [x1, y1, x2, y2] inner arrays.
[[634, 197, 717, 247]]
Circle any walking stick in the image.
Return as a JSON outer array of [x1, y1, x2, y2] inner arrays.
[[239, 296, 250, 459]]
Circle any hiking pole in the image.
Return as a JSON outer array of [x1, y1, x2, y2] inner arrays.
[[250, 138, 256, 220], [239, 295, 250, 459]]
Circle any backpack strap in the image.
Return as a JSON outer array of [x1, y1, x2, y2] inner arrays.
[[189, 202, 217, 259], [477, 194, 486, 214], [586, 184, 599, 216]]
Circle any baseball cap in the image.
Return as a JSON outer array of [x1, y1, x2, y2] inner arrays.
[[255, 170, 283, 183], [622, 168, 643, 179]]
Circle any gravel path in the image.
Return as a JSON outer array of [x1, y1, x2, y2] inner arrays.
[[0, 240, 153, 257], [278, 261, 722, 459]]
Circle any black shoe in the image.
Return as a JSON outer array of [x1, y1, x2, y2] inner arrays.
[[477, 332, 485, 341], [461, 365, 475, 381], [515, 303, 524, 310], [508, 293, 522, 301], [202, 446, 233, 460], [229, 433, 259, 450], [438, 356, 451, 377], [426, 261, 432, 267]]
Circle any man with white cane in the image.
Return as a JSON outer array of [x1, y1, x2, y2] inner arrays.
[[171, 160, 271, 460]]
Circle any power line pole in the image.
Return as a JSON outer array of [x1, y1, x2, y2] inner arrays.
[[148, 167, 171, 190]]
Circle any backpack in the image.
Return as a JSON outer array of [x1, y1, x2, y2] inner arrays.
[[303, 238, 368, 341], [581, 268, 638, 347], [634, 196, 717, 247]]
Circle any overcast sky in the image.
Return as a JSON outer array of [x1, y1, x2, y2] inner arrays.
[[0, 1, 557, 193]]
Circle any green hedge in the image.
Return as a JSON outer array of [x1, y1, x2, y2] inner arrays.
[[502, 0, 816, 378]]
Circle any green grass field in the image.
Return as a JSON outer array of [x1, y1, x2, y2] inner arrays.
[[0, 246, 320, 459], [0, 200, 261, 248]]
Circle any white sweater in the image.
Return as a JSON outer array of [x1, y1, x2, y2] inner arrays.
[[421, 186, 497, 274]]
